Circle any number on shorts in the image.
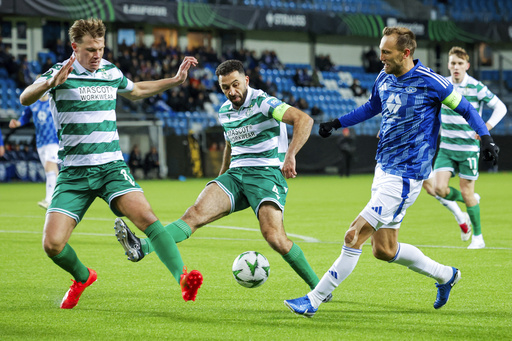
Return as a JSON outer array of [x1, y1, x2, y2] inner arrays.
[[121, 169, 135, 186], [467, 157, 477, 170]]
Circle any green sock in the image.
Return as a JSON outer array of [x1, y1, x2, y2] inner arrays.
[[144, 220, 185, 284], [467, 204, 482, 236], [445, 187, 464, 203], [50, 243, 90, 283], [282, 242, 319, 290], [140, 219, 192, 255]]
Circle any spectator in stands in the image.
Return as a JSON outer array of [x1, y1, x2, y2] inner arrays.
[[53, 38, 67, 61], [315, 54, 335, 72], [144, 146, 160, 179], [42, 57, 54, 74], [311, 68, 323, 87], [350, 78, 367, 97], [362, 46, 382, 73], [17, 56, 35, 88], [297, 97, 309, 111], [336, 127, 356, 177], [293, 68, 312, 87], [3, 47, 18, 79], [310, 105, 324, 122], [128, 144, 144, 179], [260, 50, 284, 70]]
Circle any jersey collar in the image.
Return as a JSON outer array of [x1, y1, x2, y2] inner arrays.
[[72, 54, 103, 76]]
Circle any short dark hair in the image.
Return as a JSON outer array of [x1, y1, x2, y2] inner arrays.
[[215, 59, 245, 77], [382, 26, 417, 56]]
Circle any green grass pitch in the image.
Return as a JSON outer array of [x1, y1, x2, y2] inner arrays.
[[1, 172, 511, 340]]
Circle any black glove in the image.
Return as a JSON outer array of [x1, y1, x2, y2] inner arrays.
[[319, 119, 342, 138], [480, 134, 499, 165]]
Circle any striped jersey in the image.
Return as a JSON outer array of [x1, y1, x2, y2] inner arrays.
[[35, 57, 133, 166], [218, 87, 288, 168], [19, 99, 59, 148], [440, 74, 497, 152], [340, 60, 454, 180]]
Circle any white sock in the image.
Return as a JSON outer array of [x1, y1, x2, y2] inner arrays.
[[308, 246, 362, 308], [390, 243, 453, 284], [436, 195, 465, 224], [45, 171, 56, 203]]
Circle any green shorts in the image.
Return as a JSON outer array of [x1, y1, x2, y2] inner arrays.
[[433, 148, 479, 180], [207, 166, 288, 217], [48, 161, 142, 223]]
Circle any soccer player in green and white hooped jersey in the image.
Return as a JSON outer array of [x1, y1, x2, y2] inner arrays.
[[115, 59, 323, 292], [20, 18, 203, 309], [423, 46, 506, 249]]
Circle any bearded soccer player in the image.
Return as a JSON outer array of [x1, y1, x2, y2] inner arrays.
[[284, 27, 499, 317], [20, 18, 202, 309], [114, 59, 326, 295]]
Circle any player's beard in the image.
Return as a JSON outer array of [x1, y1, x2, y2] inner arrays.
[[230, 89, 247, 108]]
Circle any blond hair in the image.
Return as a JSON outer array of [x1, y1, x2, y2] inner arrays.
[[382, 26, 417, 56], [448, 46, 469, 62], [69, 18, 106, 44]]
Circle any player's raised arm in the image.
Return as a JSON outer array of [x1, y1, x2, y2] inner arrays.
[[121, 56, 198, 100], [20, 56, 75, 106]]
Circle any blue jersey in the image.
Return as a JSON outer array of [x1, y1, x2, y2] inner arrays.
[[19, 99, 59, 148], [338, 59, 488, 180]]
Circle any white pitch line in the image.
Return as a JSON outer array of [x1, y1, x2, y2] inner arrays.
[[1, 214, 511, 250], [0, 214, 319, 242]]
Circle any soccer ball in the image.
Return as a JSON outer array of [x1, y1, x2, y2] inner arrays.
[[232, 251, 270, 288]]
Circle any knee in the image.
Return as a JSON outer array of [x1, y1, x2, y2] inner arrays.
[[263, 231, 290, 254], [423, 183, 435, 197], [42, 236, 64, 257], [434, 184, 448, 198], [372, 245, 395, 261], [344, 229, 357, 247]]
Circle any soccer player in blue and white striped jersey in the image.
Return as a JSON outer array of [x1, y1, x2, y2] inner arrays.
[[284, 26, 499, 317]]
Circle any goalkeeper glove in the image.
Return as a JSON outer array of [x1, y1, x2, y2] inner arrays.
[[480, 134, 499, 165], [319, 119, 342, 138]]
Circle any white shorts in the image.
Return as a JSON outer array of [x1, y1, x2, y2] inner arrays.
[[360, 165, 423, 230], [37, 144, 59, 166]]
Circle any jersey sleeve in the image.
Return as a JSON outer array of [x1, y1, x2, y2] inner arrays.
[[116, 69, 134, 93], [18, 107, 33, 127], [476, 81, 495, 104], [260, 96, 287, 120]]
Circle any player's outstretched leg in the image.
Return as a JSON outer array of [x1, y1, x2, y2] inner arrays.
[[180, 267, 203, 302], [114, 218, 145, 262], [284, 295, 318, 318], [60, 268, 97, 309], [434, 267, 461, 309]]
